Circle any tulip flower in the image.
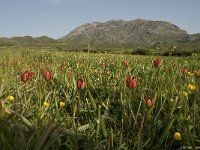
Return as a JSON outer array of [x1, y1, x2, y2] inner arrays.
[[144, 97, 154, 108], [20, 70, 34, 82], [45, 71, 53, 81], [181, 66, 188, 74], [99, 63, 105, 68], [194, 69, 200, 78], [41, 68, 53, 81], [152, 58, 162, 68], [77, 79, 86, 90], [41, 68, 47, 77], [126, 76, 139, 89], [59, 64, 65, 72], [122, 61, 129, 67], [105, 70, 111, 75]]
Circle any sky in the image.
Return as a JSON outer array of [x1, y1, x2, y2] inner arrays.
[[0, 0, 200, 39]]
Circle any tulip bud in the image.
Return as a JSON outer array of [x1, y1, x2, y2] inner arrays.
[[122, 61, 129, 67], [181, 66, 188, 74], [126, 76, 139, 89], [45, 71, 53, 81], [144, 97, 154, 108], [20, 70, 32, 82], [59, 64, 65, 72], [76, 79, 86, 90], [153, 58, 162, 68], [194, 69, 200, 78], [105, 70, 111, 75], [41, 68, 53, 81], [99, 63, 105, 68]]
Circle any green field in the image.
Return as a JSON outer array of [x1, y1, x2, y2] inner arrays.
[[0, 49, 200, 149]]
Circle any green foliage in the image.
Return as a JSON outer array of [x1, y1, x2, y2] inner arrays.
[[0, 48, 200, 149], [131, 48, 150, 55], [163, 50, 193, 56]]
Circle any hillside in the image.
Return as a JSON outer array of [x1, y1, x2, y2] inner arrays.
[[1, 19, 200, 50], [191, 33, 200, 41], [61, 19, 192, 49], [0, 36, 57, 48]]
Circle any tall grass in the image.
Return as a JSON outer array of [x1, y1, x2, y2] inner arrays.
[[0, 49, 200, 149]]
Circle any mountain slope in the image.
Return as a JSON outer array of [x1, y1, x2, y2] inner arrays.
[[61, 19, 190, 48], [0, 36, 57, 47], [1, 19, 200, 50]]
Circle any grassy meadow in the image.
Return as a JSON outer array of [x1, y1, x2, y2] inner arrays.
[[0, 49, 200, 150]]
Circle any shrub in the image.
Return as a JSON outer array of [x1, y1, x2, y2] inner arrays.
[[163, 50, 193, 56], [131, 48, 150, 55]]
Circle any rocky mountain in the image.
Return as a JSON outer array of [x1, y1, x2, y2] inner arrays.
[[61, 19, 192, 48], [1, 19, 200, 50]]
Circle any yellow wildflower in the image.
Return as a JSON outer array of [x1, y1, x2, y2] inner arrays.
[[174, 132, 181, 140], [187, 72, 194, 76], [43, 101, 49, 107], [7, 96, 14, 102], [188, 84, 196, 91], [59, 102, 65, 108], [182, 91, 188, 97]]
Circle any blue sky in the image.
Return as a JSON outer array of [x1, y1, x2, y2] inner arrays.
[[0, 0, 200, 39]]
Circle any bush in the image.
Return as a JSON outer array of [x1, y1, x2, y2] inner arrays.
[[163, 50, 193, 56], [131, 48, 150, 55], [123, 50, 132, 55]]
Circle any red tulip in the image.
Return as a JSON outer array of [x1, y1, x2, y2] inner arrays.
[[105, 70, 111, 75], [152, 58, 162, 68], [126, 76, 139, 89], [21, 71, 31, 82], [41, 68, 53, 81], [99, 63, 105, 68], [194, 69, 200, 78], [181, 66, 188, 74], [77, 79, 86, 90], [122, 61, 129, 67], [144, 97, 154, 108], [20, 70, 34, 82], [41, 68, 46, 77], [59, 64, 65, 72], [45, 71, 53, 81]]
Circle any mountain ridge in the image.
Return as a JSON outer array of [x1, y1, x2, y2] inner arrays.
[[61, 19, 192, 48], [1, 19, 200, 50]]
